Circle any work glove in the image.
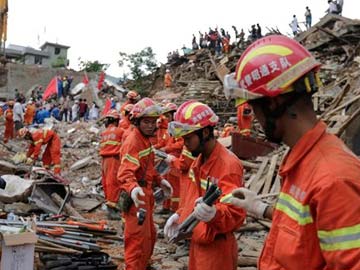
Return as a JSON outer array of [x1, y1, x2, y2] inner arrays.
[[164, 154, 175, 164], [193, 198, 216, 222], [164, 213, 180, 239], [230, 188, 268, 219], [25, 157, 34, 165], [160, 179, 173, 198], [131, 187, 145, 208]]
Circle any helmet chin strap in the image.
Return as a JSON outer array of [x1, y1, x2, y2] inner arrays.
[[191, 128, 211, 157]]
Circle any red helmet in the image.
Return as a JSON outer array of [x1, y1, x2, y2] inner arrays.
[[105, 109, 120, 119], [130, 98, 162, 119], [126, 90, 140, 100], [224, 35, 322, 105], [162, 102, 177, 114], [168, 100, 219, 138]]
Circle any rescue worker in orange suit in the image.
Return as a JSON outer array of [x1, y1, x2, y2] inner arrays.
[[164, 101, 246, 270], [237, 102, 253, 136], [18, 127, 62, 174], [226, 35, 360, 270], [119, 104, 134, 130], [220, 123, 235, 137], [164, 69, 173, 88], [24, 100, 36, 125], [3, 101, 14, 143], [99, 109, 124, 220], [154, 102, 183, 212], [120, 90, 140, 115], [116, 98, 173, 270]]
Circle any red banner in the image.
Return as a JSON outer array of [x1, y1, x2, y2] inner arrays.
[[42, 76, 58, 101]]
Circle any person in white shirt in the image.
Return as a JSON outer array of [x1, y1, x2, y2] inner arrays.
[[290, 15, 299, 36], [89, 102, 99, 120], [71, 100, 79, 122], [13, 98, 24, 133], [327, 0, 338, 14]]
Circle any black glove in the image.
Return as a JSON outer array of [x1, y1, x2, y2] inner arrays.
[[0, 177, 6, 190]]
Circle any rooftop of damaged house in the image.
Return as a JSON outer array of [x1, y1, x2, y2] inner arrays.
[[0, 0, 360, 268]]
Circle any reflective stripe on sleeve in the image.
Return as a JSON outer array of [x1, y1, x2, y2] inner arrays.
[[100, 140, 121, 147], [139, 147, 152, 158], [275, 192, 313, 225], [318, 224, 360, 251], [182, 149, 195, 160], [34, 139, 43, 145], [123, 154, 140, 166], [200, 178, 208, 190], [220, 193, 233, 204]]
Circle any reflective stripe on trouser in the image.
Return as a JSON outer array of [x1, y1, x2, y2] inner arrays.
[[101, 156, 121, 202], [123, 188, 156, 270], [189, 232, 237, 270], [318, 223, 360, 251]]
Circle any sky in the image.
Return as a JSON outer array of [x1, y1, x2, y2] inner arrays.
[[7, 0, 360, 77]]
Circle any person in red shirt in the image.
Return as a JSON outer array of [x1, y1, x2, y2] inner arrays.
[[164, 100, 246, 270], [99, 109, 124, 219], [18, 127, 62, 174], [115, 98, 172, 270], [3, 101, 14, 143], [120, 90, 140, 115], [226, 35, 360, 270]]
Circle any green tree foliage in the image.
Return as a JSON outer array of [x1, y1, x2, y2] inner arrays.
[[118, 47, 158, 93], [52, 56, 67, 68], [78, 58, 109, 72]]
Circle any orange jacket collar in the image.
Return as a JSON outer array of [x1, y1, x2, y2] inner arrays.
[[191, 141, 221, 176], [280, 121, 326, 176]]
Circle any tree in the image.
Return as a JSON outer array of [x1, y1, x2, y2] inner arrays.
[[78, 58, 109, 73], [118, 47, 158, 93]]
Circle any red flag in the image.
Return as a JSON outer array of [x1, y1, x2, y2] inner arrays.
[[42, 76, 58, 101], [102, 98, 112, 116], [97, 71, 105, 90], [82, 72, 89, 85]]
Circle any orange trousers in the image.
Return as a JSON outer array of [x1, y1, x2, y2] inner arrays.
[[101, 156, 120, 202], [189, 233, 237, 270], [42, 136, 61, 174], [162, 168, 180, 211], [4, 121, 14, 143], [123, 188, 156, 270]]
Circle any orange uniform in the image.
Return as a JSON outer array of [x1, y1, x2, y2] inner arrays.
[[178, 142, 246, 270], [116, 127, 162, 270], [119, 116, 131, 130], [27, 129, 61, 174], [0, 107, 3, 117], [221, 125, 235, 137], [164, 73, 172, 88], [259, 121, 360, 270], [154, 116, 170, 149], [162, 136, 183, 211], [222, 37, 230, 54], [120, 100, 131, 116], [24, 104, 36, 125], [99, 124, 124, 202], [4, 108, 14, 143], [237, 103, 253, 136]]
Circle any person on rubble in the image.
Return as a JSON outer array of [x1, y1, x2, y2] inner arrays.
[[305, 6, 312, 29], [120, 90, 140, 115], [24, 100, 36, 125], [224, 35, 360, 269], [290, 15, 300, 36], [115, 97, 173, 270], [3, 100, 14, 143], [237, 102, 253, 136], [164, 69, 173, 89], [18, 127, 62, 174], [326, 0, 339, 14], [99, 109, 124, 219], [13, 97, 24, 135], [164, 100, 246, 270], [155, 102, 183, 214]]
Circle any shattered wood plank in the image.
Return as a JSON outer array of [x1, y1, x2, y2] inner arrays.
[[238, 256, 258, 267], [335, 106, 360, 136], [262, 154, 279, 195], [324, 94, 360, 120], [241, 249, 261, 258], [240, 237, 263, 251], [250, 157, 269, 193], [241, 160, 261, 170]]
